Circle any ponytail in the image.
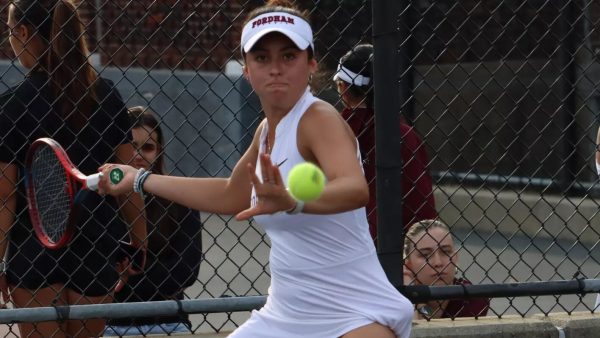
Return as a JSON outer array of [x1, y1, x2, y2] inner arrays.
[[48, 0, 97, 128], [12, 0, 98, 128]]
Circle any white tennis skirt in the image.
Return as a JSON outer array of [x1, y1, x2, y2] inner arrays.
[[228, 252, 413, 338]]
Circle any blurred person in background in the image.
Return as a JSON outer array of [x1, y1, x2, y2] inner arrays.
[[403, 219, 489, 319], [333, 43, 437, 241], [0, 0, 146, 336], [104, 107, 202, 336]]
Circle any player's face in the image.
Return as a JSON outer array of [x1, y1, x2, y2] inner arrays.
[[243, 33, 317, 110], [405, 227, 457, 287], [131, 126, 159, 170]]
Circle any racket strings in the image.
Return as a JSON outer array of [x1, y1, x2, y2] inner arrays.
[[31, 145, 71, 243]]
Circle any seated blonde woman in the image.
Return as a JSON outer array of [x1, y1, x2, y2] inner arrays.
[[403, 219, 489, 319]]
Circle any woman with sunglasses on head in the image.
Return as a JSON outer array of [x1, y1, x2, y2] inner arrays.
[[104, 107, 202, 336], [0, 0, 146, 336], [334, 43, 437, 241], [98, 1, 413, 337]]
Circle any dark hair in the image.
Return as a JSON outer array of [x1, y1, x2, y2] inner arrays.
[[337, 43, 374, 108], [403, 219, 451, 258], [242, 0, 314, 59], [128, 106, 165, 175], [11, 0, 98, 128]]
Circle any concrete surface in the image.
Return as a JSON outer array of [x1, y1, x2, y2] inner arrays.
[[411, 315, 558, 338], [533, 312, 600, 338]]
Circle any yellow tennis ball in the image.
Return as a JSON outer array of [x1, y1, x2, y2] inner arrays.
[[287, 162, 326, 202]]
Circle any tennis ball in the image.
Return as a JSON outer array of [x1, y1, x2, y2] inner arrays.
[[287, 162, 326, 202]]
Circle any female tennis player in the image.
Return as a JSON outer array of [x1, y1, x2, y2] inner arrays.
[[99, 0, 413, 337], [0, 0, 145, 337]]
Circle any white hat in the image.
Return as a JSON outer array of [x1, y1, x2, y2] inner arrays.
[[241, 12, 314, 53]]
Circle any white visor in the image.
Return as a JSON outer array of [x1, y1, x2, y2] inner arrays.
[[241, 12, 314, 53], [333, 64, 371, 86]]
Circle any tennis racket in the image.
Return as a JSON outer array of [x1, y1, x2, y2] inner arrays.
[[25, 137, 124, 249]]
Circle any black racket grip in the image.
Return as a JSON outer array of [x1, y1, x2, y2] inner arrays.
[[117, 240, 146, 272]]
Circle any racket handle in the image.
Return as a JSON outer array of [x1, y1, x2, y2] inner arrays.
[[86, 168, 123, 191]]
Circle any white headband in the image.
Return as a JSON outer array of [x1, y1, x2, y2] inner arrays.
[[241, 12, 314, 53], [333, 64, 371, 86]]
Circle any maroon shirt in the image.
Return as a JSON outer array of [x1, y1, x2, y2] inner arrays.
[[443, 278, 490, 318], [342, 107, 437, 240]]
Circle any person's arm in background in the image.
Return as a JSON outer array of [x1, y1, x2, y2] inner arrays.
[[0, 163, 16, 305], [591, 128, 600, 311], [115, 143, 147, 249], [400, 124, 437, 229], [124, 206, 201, 300], [595, 127, 600, 175]]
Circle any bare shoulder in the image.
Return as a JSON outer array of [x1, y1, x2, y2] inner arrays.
[[304, 100, 339, 118], [300, 100, 354, 138], [297, 100, 356, 162]]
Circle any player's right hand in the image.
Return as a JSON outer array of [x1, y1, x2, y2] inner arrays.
[[97, 163, 137, 196]]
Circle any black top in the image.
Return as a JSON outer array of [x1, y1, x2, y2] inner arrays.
[[109, 196, 202, 327], [0, 71, 132, 271]]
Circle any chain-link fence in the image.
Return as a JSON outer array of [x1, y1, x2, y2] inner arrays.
[[0, 0, 599, 336]]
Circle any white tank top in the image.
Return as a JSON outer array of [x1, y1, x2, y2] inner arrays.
[[251, 88, 375, 272]]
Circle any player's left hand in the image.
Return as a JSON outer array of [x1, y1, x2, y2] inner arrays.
[[236, 154, 296, 220]]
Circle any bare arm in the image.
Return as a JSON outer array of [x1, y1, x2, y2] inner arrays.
[[297, 101, 369, 214], [100, 121, 263, 215], [596, 127, 600, 168], [0, 163, 15, 303], [0, 163, 16, 260]]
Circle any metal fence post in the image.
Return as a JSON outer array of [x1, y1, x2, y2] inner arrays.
[[372, 0, 405, 288]]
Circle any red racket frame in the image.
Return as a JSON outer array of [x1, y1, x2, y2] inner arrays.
[[25, 138, 91, 249]]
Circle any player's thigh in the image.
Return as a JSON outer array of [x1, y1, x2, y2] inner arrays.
[[64, 288, 111, 338], [11, 284, 65, 307], [341, 322, 396, 338], [11, 284, 67, 338]]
